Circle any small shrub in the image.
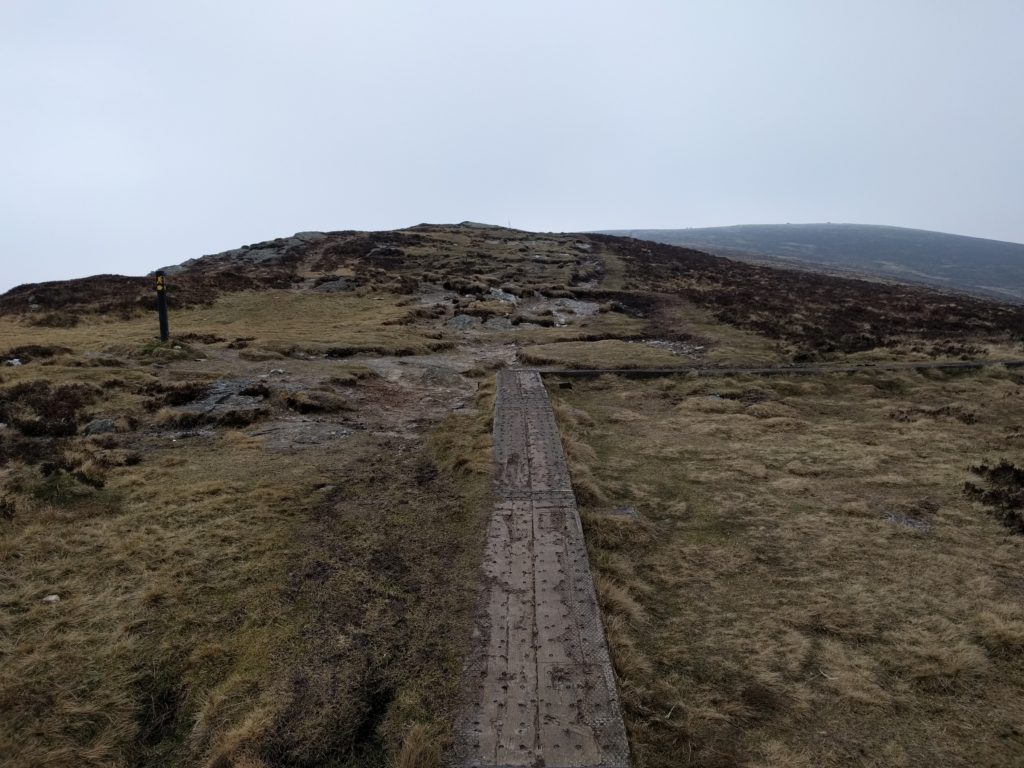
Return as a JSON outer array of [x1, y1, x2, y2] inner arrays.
[[2, 344, 73, 362], [31, 471, 98, 505], [964, 460, 1024, 533], [142, 381, 209, 410], [0, 380, 100, 436]]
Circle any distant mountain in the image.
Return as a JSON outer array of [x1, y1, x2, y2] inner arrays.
[[598, 224, 1024, 302]]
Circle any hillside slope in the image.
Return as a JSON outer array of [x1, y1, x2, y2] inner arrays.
[[599, 223, 1024, 302], [2, 224, 1024, 767]]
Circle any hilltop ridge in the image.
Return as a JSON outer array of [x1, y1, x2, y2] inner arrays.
[[600, 222, 1024, 302]]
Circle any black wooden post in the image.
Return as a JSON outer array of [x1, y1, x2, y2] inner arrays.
[[155, 271, 169, 342]]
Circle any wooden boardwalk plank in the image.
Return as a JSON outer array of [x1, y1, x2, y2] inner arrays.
[[453, 370, 630, 768]]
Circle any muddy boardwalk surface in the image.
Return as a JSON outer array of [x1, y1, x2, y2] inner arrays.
[[453, 370, 630, 768]]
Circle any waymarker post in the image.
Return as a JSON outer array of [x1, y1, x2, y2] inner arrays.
[[155, 271, 169, 342]]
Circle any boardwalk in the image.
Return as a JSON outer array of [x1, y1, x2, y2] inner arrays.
[[453, 370, 630, 768]]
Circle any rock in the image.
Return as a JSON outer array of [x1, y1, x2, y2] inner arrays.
[[153, 264, 187, 276], [83, 418, 117, 436], [42, 594, 60, 603], [483, 317, 513, 330], [489, 287, 518, 304], [446, 314, 482, 330], [294, 231, 327, 243], [242, 247, 283, 263], [314, 279, 354, 293], [5, 358, 22, 366], [458, 221, 504, 230], [269, 369, 286, 375], [574, 242, 593, 252], [174, 379, 269, 422]]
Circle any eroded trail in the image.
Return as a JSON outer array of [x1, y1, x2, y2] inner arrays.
[[453, 370, 630, 768]]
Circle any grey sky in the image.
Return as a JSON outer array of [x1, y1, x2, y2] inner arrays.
[[2, 1, 1022, 292]]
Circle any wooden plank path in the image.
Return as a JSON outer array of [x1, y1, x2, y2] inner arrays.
[[452, 369, 631, 768], [536, 358, 1024, 379]]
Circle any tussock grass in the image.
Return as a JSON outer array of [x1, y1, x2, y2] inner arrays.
[[0, 290, 443, 360], [551, 369, 1024, 767], [1, 418, 490, 768], [0, 308, 494, 767], [519, 339, 685, 369]]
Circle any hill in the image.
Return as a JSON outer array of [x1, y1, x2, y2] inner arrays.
[[2, 225, 1024, 767], [599, 223, 1024, 302]]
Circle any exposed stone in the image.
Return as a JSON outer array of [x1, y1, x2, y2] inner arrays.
[[241, 247, 283, 263], [174, 379, 268, 422], [483, 317, 513, 330], [446, 314, 482, 330], [42, 594, 60, 604], [488, 287, 518, 304], [314, 279, 354, 293], [249, 419, 353, 451], [83, 418, 117, 436]]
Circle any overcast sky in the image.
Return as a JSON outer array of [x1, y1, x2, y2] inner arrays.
[[2, 1, 1022, 292]]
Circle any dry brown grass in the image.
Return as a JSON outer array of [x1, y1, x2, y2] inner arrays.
[[0, 290, 445, 361], [551, 367, 1024, 767], [394, 723, 442, 768], [518, 339, 685, 369], [0, 288, 495, 767]]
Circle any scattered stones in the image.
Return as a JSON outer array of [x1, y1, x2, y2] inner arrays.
[[883, 511, 933, 533], [5, 358, 22, 366], [41, 594, 60, 604], [643, 339, 706, 357], [488, 287, 518, 304], [574, 241, 593, 252], [83, 418, 117, 436], [447, 314, 483, 330]]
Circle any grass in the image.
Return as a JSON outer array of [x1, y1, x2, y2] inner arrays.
[[0, 278, 496, 768], [1, 407, 491, 768], [519, 339, 686, 369], [655, 300, 787, 365], [0, 290, 446, 360], [550, 368, 1024, 767]]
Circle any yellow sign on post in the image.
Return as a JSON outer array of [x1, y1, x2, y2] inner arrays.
[[155, 271, 169, 341]]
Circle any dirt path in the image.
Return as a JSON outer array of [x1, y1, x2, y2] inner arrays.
[[453, 370, 630, 768]]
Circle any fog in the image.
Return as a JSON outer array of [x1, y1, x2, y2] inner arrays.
[[2, 1, 1022, 291]]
